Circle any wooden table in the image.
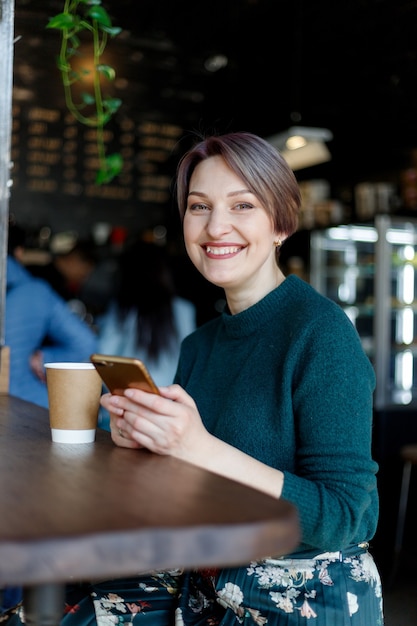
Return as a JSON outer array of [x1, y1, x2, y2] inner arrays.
[[0, 394, 300, 625]]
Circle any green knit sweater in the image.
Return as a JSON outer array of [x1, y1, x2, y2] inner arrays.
[[175, 274, 379, 554]]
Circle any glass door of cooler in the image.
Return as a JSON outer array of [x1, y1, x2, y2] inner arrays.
[[310, 223, 377, 360], [374, 215, 417, 408], [310, 216, 417, 409]]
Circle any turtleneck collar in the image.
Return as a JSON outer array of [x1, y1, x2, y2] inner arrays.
[[220, 274, 301, 339]]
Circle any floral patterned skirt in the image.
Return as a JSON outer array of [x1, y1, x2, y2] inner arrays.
[[0, 546, 383, 626], [176, 544, 384, 626]]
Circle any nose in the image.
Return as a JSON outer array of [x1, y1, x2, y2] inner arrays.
[[206, 207, 232, 238]]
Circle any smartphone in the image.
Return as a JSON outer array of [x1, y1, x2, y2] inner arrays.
[[90, 354, 160, 396]]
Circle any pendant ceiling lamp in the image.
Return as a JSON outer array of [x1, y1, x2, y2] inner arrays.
[[266, 0, 333, 171], [267, 126, 333, 171]]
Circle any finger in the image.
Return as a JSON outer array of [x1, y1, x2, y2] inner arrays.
[[102, 393, 125, 416], [157, 384, 198, 410], [110, 420, 141, 449]]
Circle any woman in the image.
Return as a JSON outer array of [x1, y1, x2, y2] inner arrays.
[[104, 132, 383, 624], [2, 132, 383, 625]]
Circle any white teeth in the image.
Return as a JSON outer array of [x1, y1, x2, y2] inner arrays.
[[206, 246, 240, 255]]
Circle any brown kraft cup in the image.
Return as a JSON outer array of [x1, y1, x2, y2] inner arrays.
[[45, 362, 102, 443]]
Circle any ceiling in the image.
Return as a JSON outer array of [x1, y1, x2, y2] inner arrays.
[[13, 0, 417, 196], [108, 0, 417, 188]]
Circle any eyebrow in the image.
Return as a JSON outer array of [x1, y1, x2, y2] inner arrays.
[[187, 189, 252, 198]]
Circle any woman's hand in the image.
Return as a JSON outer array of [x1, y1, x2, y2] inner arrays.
[[100, 392, 142, 449], [30, 350, 46, 382], [100, 385, 211, 462]]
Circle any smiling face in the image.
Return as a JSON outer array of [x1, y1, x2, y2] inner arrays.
[[183, 155, 286, 312]]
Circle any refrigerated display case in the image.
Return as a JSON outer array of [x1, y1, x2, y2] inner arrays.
[[310, 215, 417, 409]]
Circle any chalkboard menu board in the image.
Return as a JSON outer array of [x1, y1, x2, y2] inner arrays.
[[11, 102, 184, 233], [9, 0, 210, 237]]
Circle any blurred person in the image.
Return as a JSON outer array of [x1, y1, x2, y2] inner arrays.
[[1, 223, 98, 613], [28, 239, 115, 326], [5, 223, 98, 409], [96, 238, 196, 428], [28, 240, 96, 300]]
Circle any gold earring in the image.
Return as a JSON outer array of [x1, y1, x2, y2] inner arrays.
[[274, 240, 282, 248]]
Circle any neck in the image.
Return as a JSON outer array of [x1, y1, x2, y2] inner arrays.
[[226, 269, 286, 315]]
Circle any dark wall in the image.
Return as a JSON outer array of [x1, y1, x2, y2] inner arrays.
[[11, 0, 417, 240], [372, 408, 417, 581]]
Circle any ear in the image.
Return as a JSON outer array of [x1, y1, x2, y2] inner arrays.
[[273, 231, 288, 248]]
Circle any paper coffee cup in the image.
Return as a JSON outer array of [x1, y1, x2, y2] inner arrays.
[[45, 362, 102, 444]]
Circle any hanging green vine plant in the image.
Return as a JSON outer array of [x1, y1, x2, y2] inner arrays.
[[47, 0, 123, 184]]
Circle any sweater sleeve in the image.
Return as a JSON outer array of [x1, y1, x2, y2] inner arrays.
[[281, 304, 378, 551]]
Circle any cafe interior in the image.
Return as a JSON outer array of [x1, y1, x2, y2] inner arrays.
[[1, 0, 417, 620]]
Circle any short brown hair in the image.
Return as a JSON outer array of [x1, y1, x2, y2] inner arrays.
[[175, 131, 301, 236]]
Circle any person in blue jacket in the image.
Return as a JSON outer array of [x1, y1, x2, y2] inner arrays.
[[5, 223, 98, 409], [1, 223, 98, 613]]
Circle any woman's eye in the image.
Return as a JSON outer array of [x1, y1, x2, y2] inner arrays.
[[188, 203, 209, 212], [234, 203, 253, 211]]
